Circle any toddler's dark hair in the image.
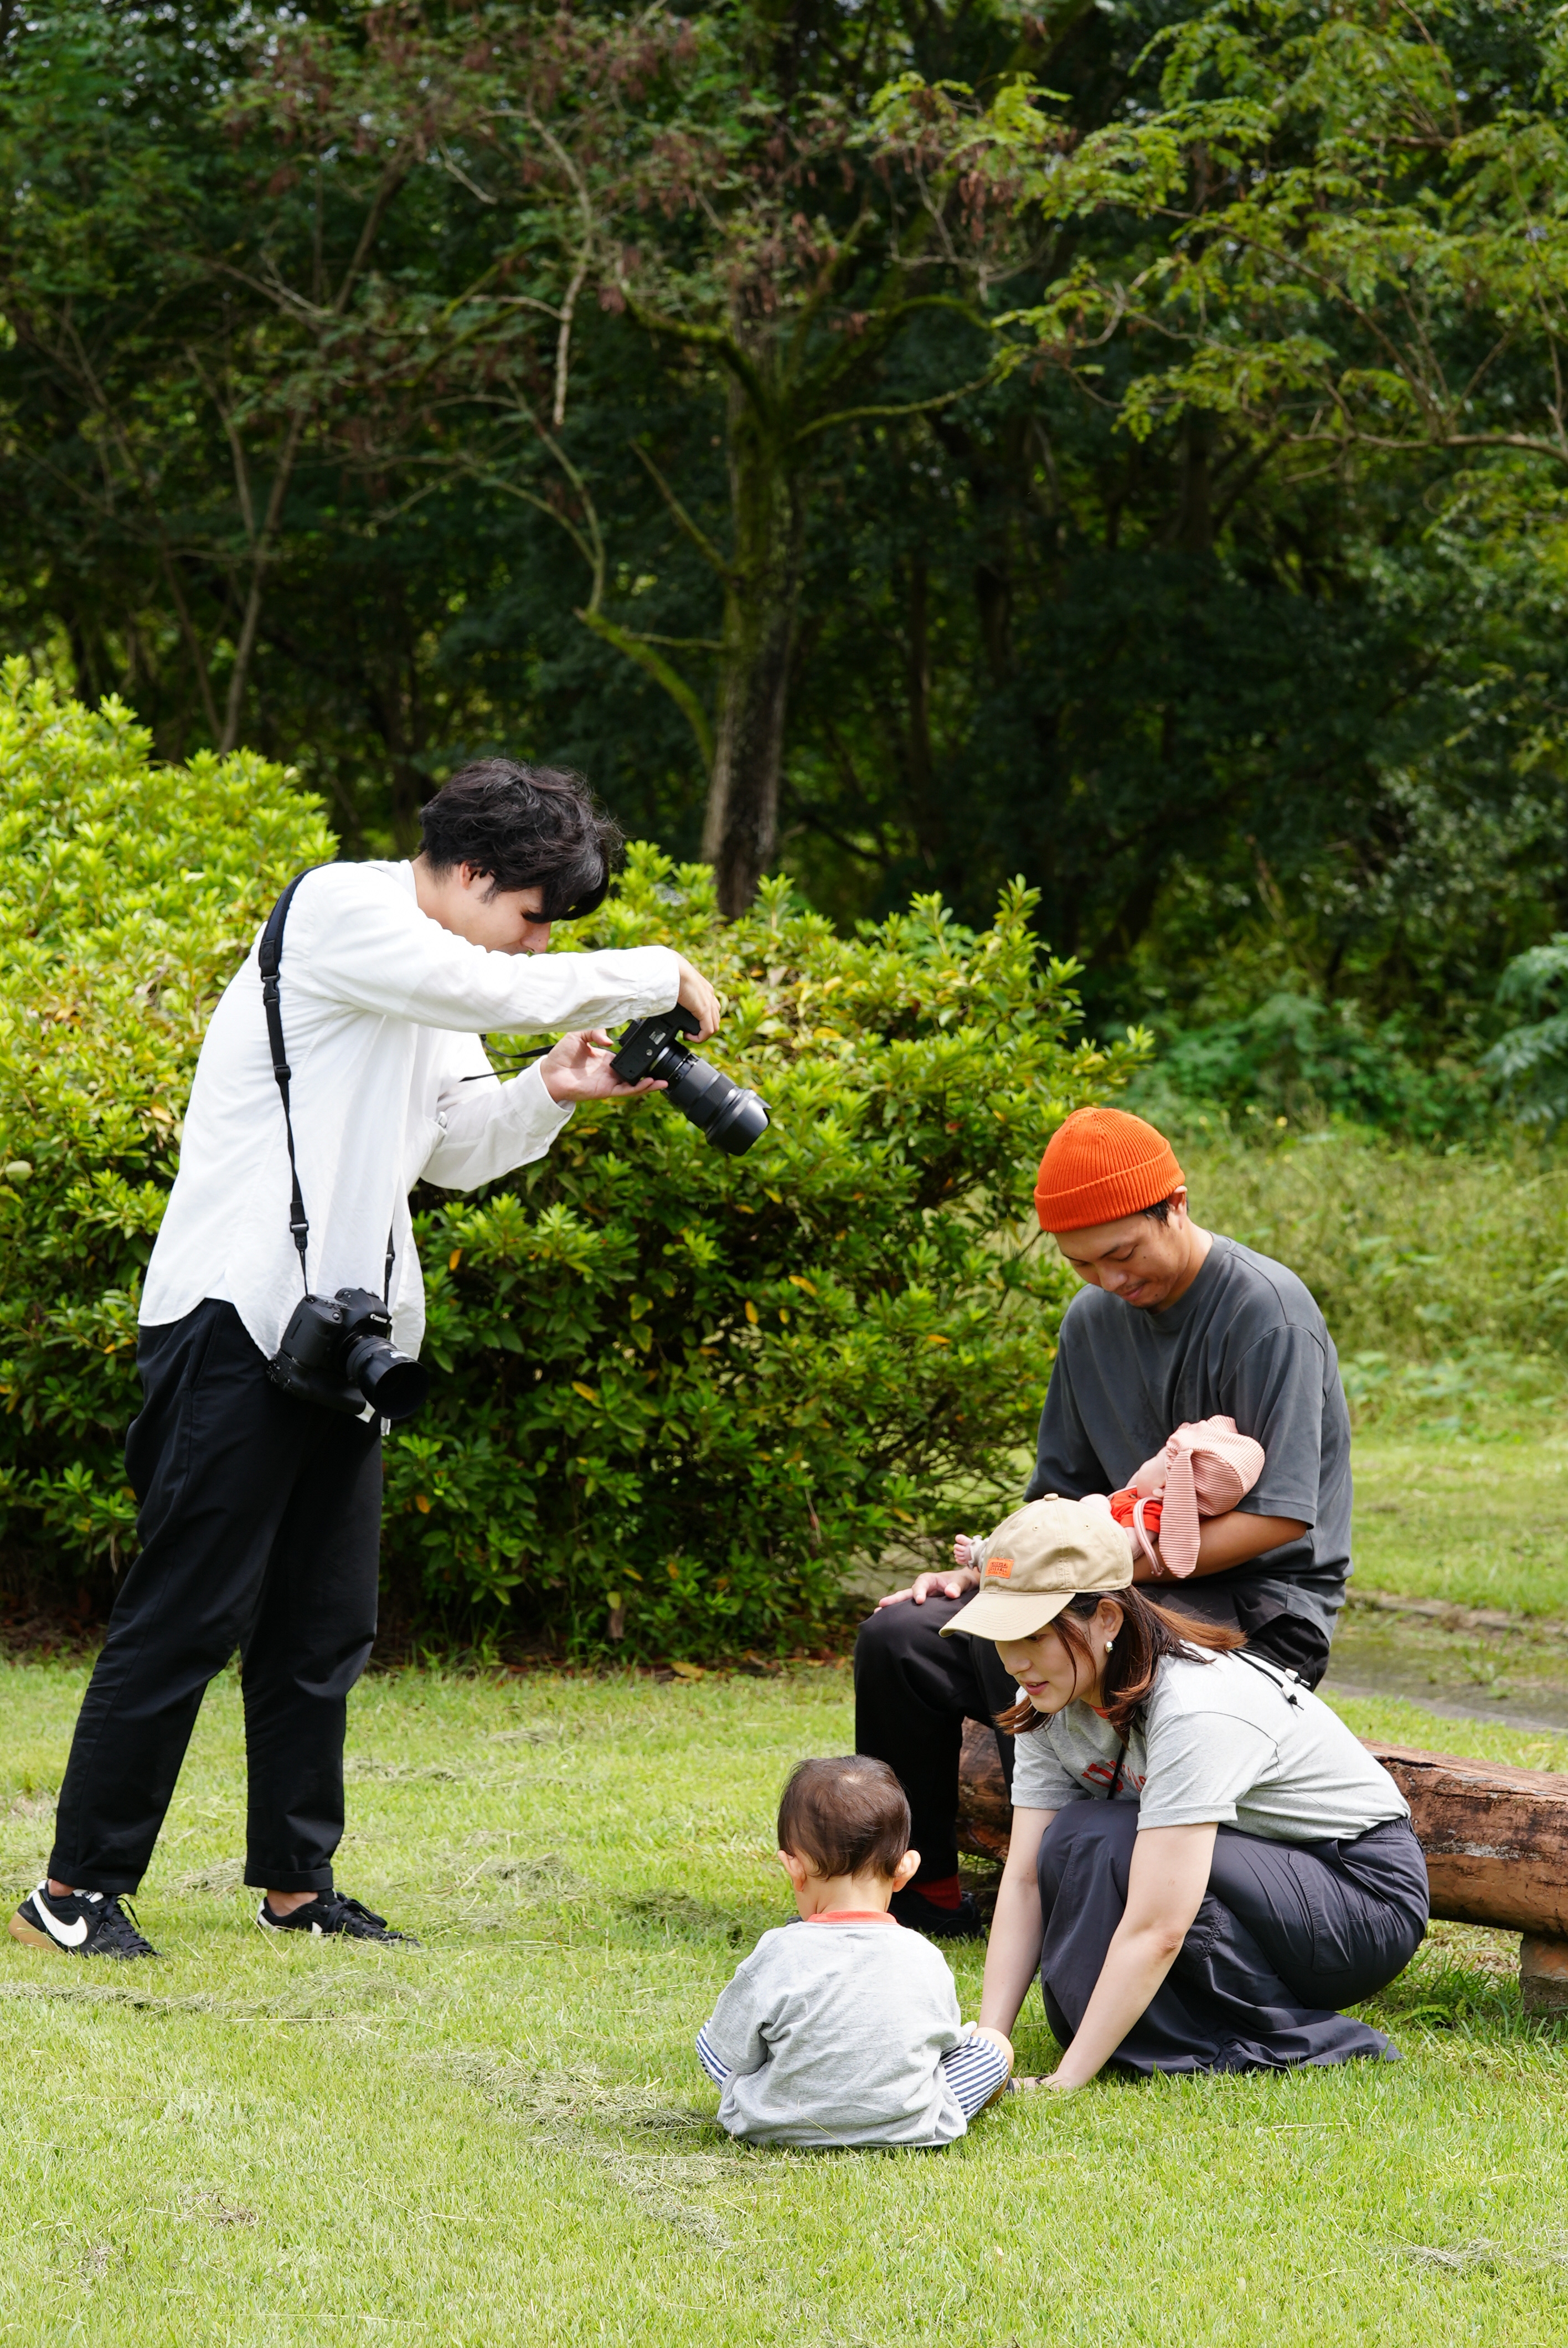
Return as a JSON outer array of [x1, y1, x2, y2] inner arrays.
[[777, 1756, 911, 1881]]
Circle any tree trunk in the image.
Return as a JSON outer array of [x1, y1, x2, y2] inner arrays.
[[701, 383, 803, 916]]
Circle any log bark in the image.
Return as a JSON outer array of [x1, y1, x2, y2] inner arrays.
[[956, 1718, 1012, 1864], [1365, 1743, 1568, 1938]]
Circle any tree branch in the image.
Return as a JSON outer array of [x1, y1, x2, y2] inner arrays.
[[631, 442, 737, 584], [576, 609, 715, 774], [792, 367, 998, 446]]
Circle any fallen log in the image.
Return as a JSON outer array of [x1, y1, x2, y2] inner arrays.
[[956, 1719, 1011, 1865], [954, 1721, 1568, 2016], [1367, 1744, 1568, 1939]]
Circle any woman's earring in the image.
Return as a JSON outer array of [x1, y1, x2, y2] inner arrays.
[[1106, 1638, 1115, 1653]]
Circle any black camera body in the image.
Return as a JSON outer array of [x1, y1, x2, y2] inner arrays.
[[267, 1286, 430, 1422], [610, 1006, 770, 1156]]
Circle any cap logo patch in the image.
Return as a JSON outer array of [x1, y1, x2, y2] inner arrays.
[[986, 1557, 1014, 1579]]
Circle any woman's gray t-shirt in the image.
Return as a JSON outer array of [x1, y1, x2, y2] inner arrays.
[[1008, 1650, 1409, 1843]]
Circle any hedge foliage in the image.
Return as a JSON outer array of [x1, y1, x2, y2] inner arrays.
[[0, 668, 1145, 1653]]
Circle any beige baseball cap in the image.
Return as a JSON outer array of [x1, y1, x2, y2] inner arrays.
[[939, 1498, 1132, 1644]]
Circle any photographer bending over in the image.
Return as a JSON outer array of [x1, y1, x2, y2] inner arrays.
[[957, 1502, 1427, 2082], [14, 762, 717, 1960]]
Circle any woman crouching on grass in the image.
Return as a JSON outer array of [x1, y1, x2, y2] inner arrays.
[[946, 1499, 1430, 2084]]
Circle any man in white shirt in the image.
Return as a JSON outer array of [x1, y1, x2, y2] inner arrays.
[[12, 761, 718, 1961]]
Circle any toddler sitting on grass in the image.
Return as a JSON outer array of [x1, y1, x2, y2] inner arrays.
[[695, 1756, 1012, 2148]]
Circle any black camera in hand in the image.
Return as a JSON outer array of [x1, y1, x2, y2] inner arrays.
[[267, 1288, 430, 1422], [610, 1006, 769, 1156]]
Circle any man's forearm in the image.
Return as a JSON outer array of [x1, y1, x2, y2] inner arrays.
[[1135, 1511, 1307, 1583], [300, 871, 681, 1036], [421, 1060, 574, 1191]]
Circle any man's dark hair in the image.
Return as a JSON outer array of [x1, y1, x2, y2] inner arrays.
[[418, 759, 625, 921], [776, 1756, 910, 1881], [1143, 1198, 1172, 1224]]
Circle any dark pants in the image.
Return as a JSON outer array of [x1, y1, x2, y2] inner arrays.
[[853, 1584, 1332, 1886], [1038, 1801, 1430, 2074], [853, 1594, 1019, 1883], [50, 1301, 382, 1896]]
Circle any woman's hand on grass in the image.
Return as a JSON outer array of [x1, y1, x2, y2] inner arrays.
[[978, 1808, 1055, 2041]]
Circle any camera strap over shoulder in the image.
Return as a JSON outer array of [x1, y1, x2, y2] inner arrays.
[[258, 868, 324, 1294], [259, 866, 400, 1307]]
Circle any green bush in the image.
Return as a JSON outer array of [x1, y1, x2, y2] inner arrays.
[[0, 663, 333, 1578], [0, 668, 1143, 1652], [1487, 934, 1568, 1134]]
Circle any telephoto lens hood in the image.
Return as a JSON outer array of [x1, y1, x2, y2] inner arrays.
[[610, 1007, 770, 1156]]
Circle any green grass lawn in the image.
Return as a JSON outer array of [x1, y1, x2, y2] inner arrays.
[[3, 1641, 1566, 2346], [1353, 1429, 1568, 1618]]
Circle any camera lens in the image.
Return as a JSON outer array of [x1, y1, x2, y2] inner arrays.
[[344, 1334, 430, 1421], [705, 1085, 770, 1155], [610, 1012, 770, 1155], [663, 1055, 770, 1156]]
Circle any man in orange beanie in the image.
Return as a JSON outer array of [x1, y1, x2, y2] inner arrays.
[[853, 1103, 1351, 1940]]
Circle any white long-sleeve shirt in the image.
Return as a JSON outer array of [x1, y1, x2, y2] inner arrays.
[[141, 859, 679, 1360]]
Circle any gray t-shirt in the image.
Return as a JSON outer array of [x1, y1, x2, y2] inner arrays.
[[1026, 1233, 1352, 1638], [699, 1918, 968, 2148], [1009, 1649, 1409, 1843]]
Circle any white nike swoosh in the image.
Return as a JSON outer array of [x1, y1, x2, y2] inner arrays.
[[32, 1891, 88, 1948]]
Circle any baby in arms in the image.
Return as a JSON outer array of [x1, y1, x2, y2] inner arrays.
[[956, 1415, 1265, 1582]]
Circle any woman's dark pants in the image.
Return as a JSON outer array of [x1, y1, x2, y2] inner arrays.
[[49, 1300, 382, 1897], [1036, 1801, 1430, 2073]]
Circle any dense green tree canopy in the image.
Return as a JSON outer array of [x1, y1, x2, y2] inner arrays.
[[3, 0, 1567, 1103]]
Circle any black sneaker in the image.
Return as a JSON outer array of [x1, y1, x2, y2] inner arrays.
[[890, 1886, 984, 1940], [256, 1891, 418, 1945], [10, 1882, 158, 1959]]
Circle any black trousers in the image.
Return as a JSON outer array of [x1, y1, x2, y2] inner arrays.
[[853, 1583, 1333, 1887], [50, 1301, 382, 1896], [1037, 1801, 1430, 2074], [853, 1594, 1019, 1883]]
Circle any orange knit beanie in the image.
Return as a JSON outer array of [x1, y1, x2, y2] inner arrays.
[[1034, 1106, 1184, 1233]]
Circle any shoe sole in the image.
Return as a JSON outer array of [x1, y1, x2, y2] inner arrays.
[[9, 1913, 62, 1951], [9, 1911, 157, 1959]]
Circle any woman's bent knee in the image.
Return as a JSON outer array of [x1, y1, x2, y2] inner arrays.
[[1037, 1798, 1138, 1901]]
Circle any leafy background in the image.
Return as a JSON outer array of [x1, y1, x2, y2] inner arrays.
[[0, 668, 1143, 1653], [4, 0, 1568, 1120]]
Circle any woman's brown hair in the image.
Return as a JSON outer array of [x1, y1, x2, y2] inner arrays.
[[996, 1589, 1245, 1739]]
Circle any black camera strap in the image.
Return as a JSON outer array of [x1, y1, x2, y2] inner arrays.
[[259, 868, 324, 1294], [260, 866, 400, 1308]]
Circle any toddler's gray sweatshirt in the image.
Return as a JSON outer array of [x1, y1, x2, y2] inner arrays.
[[697, 1916, 970, 2148]]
